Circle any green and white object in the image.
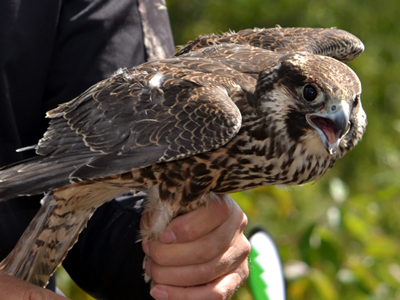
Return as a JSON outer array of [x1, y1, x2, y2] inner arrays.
[[248, 229, 286, 300]]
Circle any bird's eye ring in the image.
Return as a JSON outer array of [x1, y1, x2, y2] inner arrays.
[[303, 85, 318, 102]]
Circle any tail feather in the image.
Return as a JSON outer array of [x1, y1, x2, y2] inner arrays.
[[0, 192, 96, 287], [0, 180, 131, 287], [0, 193, 95, 286]]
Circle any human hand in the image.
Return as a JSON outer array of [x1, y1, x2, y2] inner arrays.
[[141, 194, 250, 300], [0, 271, 68, 300]]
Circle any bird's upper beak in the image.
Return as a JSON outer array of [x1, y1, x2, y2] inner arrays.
[[306, 100, 350, 155]]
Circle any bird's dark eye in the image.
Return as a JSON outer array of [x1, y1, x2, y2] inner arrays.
[[303, 85, 318, 101]]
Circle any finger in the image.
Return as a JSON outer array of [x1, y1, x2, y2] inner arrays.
[[0, 272, 67, 300], [146, 233, 250, 286], [149, 259, 249, 300], [140, 194, 232, 244], [164, 194, 233, 243], [144, 202, 247, 266]]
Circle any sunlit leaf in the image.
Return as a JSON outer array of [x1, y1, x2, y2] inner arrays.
[[309, 268, 339, 300]]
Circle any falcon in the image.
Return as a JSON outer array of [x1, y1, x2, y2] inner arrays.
[[0, 27, 366, 287]]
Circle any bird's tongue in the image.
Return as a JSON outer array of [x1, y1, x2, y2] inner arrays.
[[310, 116, 340, 144]]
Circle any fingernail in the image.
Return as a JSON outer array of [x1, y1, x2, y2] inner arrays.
[[160, 229, 176, 243], [150, 287, 168, 300]]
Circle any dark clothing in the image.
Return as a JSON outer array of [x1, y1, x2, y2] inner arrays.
[[0, 0, 174, 298], [66, 195, 152, 300]]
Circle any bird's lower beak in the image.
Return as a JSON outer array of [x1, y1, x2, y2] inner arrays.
[[306, 101, 350, 155]]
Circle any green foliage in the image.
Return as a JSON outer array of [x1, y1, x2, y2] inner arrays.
[[59, 0, 400, 299], [167, 0, 400, 299]]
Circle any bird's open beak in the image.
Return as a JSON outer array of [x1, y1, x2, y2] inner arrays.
[[306, 101, 350, 155]]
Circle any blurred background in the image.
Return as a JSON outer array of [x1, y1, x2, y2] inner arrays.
[[59, 0, 400, 299]]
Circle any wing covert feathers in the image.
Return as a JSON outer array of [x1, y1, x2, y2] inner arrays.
[[176, 27, 364, 63]]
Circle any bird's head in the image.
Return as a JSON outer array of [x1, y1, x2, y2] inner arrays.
[[255, 52, 366, 160]]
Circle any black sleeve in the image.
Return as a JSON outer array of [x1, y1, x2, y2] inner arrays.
[[64, 195, 153, 300], [0, 0, 174, 298]]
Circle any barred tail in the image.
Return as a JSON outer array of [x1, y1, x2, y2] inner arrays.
[[0, 192, 95, 287], [0, 178, 131, 287]]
